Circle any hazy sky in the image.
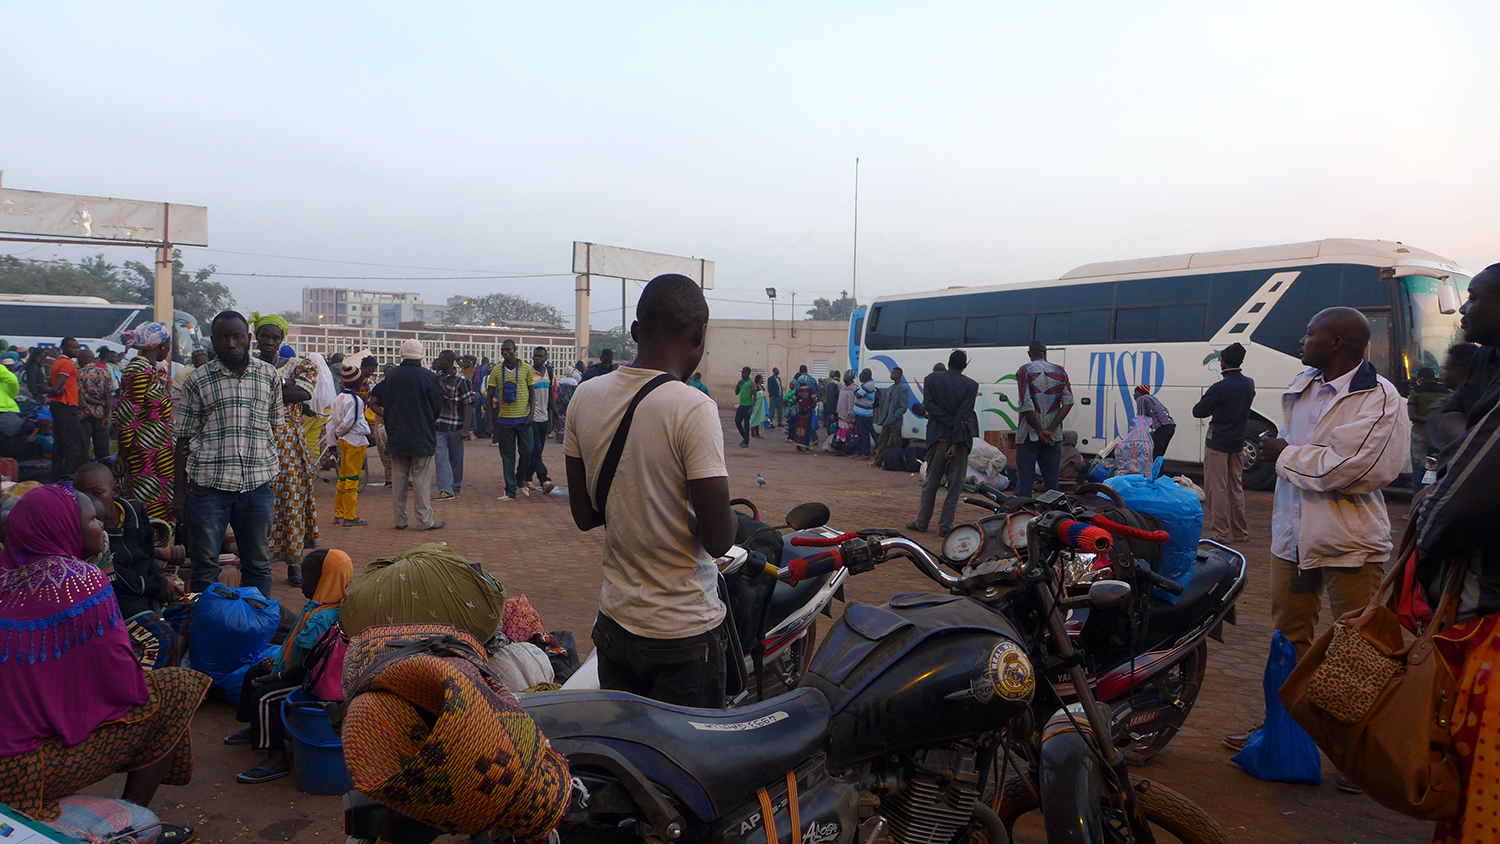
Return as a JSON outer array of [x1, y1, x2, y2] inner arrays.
[[5, 2, 1497, 329]]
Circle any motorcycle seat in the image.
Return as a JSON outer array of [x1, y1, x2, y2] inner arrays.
[[1146, 548, 1241, 643], [523, 686, 831, 817]]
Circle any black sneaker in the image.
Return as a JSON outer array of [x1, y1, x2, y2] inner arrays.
[[1222, 725, 1261, 752]]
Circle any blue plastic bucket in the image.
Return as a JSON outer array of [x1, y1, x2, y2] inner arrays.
[[282, 689, 354, 795]]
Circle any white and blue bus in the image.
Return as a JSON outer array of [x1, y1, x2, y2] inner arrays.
[[853, 239, 1468, 489], [0, 294, 203, 363]]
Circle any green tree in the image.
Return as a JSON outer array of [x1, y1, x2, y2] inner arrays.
[[588, 327, 637, 360], [117, 249, 233, 324], [0, 255, 119, 298], [805, 291, 856, 321], [445, 293, 564, 328]]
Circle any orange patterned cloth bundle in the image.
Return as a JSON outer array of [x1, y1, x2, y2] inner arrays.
[[341, 623, 571, 839]]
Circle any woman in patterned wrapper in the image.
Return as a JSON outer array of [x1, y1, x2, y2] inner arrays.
[[113, 322, 175, 523], [0, 484, 208, 843], [250, 313, 320, 586]]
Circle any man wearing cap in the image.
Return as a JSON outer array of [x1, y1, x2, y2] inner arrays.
[[370, 339, 445, 531], [1193, 342, 1255, 543]]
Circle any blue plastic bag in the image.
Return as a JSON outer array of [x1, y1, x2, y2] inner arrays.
[[1232, 631, 1323, 784], [188, 584, 280, 685], [1103, 471, 1202, 603], [219, 644, 281, 706]]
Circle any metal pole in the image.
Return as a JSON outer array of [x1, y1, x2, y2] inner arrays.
[[852, 157, 859, 308], [575, 273, 591, 364], [622, 277, 627, 348], [155, 260, 174, 357], [791, 292, 796, 338], [770, 296, 775, 338]]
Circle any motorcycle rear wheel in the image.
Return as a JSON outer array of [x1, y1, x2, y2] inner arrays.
[[1122, 641, 1208, 765], [994, 775, 1229, 844]]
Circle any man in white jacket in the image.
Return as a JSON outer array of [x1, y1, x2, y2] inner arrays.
[[1220, 309, 1409, 790], [1262, 307, 1410, 654]]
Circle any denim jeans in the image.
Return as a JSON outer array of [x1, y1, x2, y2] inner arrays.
[[527, 419, 551, 484], [187, 482, 274, 597], [434, 429, 465, 494], [854, 415, 876, 456], [495, 422, 534, 498], [734, 406, 752, 446], [1015, 438, 1062, 498]]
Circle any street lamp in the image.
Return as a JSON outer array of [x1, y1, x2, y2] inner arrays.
[[766, 288, 777, 338]]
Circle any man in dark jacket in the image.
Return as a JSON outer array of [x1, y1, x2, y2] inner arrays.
[[581, 348, 617, 382], [1417, 263, 1500, 619], [371, 339, 445, 531], [872, 367, 911, 468], [1192, 342, 1255, 543], [908, 351, 979, 536]]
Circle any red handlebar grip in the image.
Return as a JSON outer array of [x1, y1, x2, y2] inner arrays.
[[790, 532, 858, 547], [1090, 514, 1170, 544], [784, 550, 842, 585], [1055, 519, 1113, 554]]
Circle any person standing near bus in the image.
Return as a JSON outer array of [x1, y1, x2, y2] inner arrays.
[[45, 337, 85, 481], [1192, 342, 1254, 544], [1133, 385, 1177, 462], [1014, 341, 1074, 497], [908, 350, 978, 535]]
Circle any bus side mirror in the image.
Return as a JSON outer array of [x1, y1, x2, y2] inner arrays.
[[1438, 284, 1459, 315]]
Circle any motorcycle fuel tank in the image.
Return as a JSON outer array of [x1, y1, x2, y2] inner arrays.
[[798, 593, 1034, 769]]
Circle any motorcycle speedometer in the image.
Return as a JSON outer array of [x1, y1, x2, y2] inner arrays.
[[942, 524, 984, 562]]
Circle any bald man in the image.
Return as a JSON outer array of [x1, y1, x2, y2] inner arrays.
[[1222, 307, 1410, 787]]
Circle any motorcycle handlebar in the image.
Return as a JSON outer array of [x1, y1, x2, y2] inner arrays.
[[876, 536, 962, 588], [789, 531, 859, 548], [781, 550, 842, 585]]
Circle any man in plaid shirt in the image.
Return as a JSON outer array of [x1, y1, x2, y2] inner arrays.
[[1015, 341, 1074, 496], [433, 349, 473, 501], [172, 310, 284, 596]]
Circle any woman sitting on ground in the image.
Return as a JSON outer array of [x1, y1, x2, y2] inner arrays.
[[73, 462, 186, 619], [0, 484, 207, 843], [228, 548, 352, 783]]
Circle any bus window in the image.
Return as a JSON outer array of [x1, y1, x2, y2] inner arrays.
[[1072, 309, 1111, 344], [848, 310, 865, 371], [1363, 311, 1393, 385], [1401, 274, 1468, 384], [1114, 307, 1158, 342], [866, 304, 902, 350], [1159, 304, 1207, 341], [1034, 312, 1070, 344], [905, 318, 961, 347], [965, 314, 1029, 346]]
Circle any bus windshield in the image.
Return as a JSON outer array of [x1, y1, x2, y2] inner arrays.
[[1402, 274, 1469, 382]]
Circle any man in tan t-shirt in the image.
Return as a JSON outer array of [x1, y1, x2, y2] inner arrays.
[[565, 273, 734, 707]]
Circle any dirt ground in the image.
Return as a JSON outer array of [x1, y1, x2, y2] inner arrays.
[[86, 410, 1431, 843]]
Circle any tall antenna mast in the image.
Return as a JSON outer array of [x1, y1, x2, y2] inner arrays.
[[852, 157, 859, 307]]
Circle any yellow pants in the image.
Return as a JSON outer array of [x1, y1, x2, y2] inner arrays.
[[335, 441, 366, 521], [304, 413, 329, 457]]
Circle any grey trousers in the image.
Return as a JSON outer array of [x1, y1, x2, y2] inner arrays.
[[914, 441, 970, 533], [391, 453, 436, 530]]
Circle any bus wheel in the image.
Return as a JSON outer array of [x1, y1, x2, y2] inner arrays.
[[1241, 419, 1276, 491]]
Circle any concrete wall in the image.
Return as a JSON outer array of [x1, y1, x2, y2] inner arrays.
[[698, 319, 850, 404]]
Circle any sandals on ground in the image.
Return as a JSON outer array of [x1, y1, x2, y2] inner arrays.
[[223, 728, 252, 746], [236, 765, 290, 784]]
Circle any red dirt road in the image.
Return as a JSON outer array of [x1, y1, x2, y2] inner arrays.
[[85, 411, 1430, 842]]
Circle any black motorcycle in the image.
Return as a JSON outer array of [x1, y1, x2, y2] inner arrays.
[[343, 498, 1231, 844], [954, 483, 1245, 763]]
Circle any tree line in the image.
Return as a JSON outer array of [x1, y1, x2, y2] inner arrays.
[[0, 252, 234, 324]]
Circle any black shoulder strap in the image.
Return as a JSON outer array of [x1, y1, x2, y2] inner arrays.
[[592, 373, 676, 523]]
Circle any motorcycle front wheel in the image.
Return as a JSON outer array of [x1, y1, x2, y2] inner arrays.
[[993, 775, 1229, 844]]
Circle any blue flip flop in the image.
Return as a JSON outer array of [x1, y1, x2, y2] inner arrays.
[[236, 765, 290, 784]]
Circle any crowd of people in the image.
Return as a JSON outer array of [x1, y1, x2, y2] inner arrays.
[[5, 263, 1500, 842]]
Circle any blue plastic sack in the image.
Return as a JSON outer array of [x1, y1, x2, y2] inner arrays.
[[188, 584, 280, 685], [219, 644, 281, 706], [1103, 472, 1202, 603], [1232, 631, 1323, 784]]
